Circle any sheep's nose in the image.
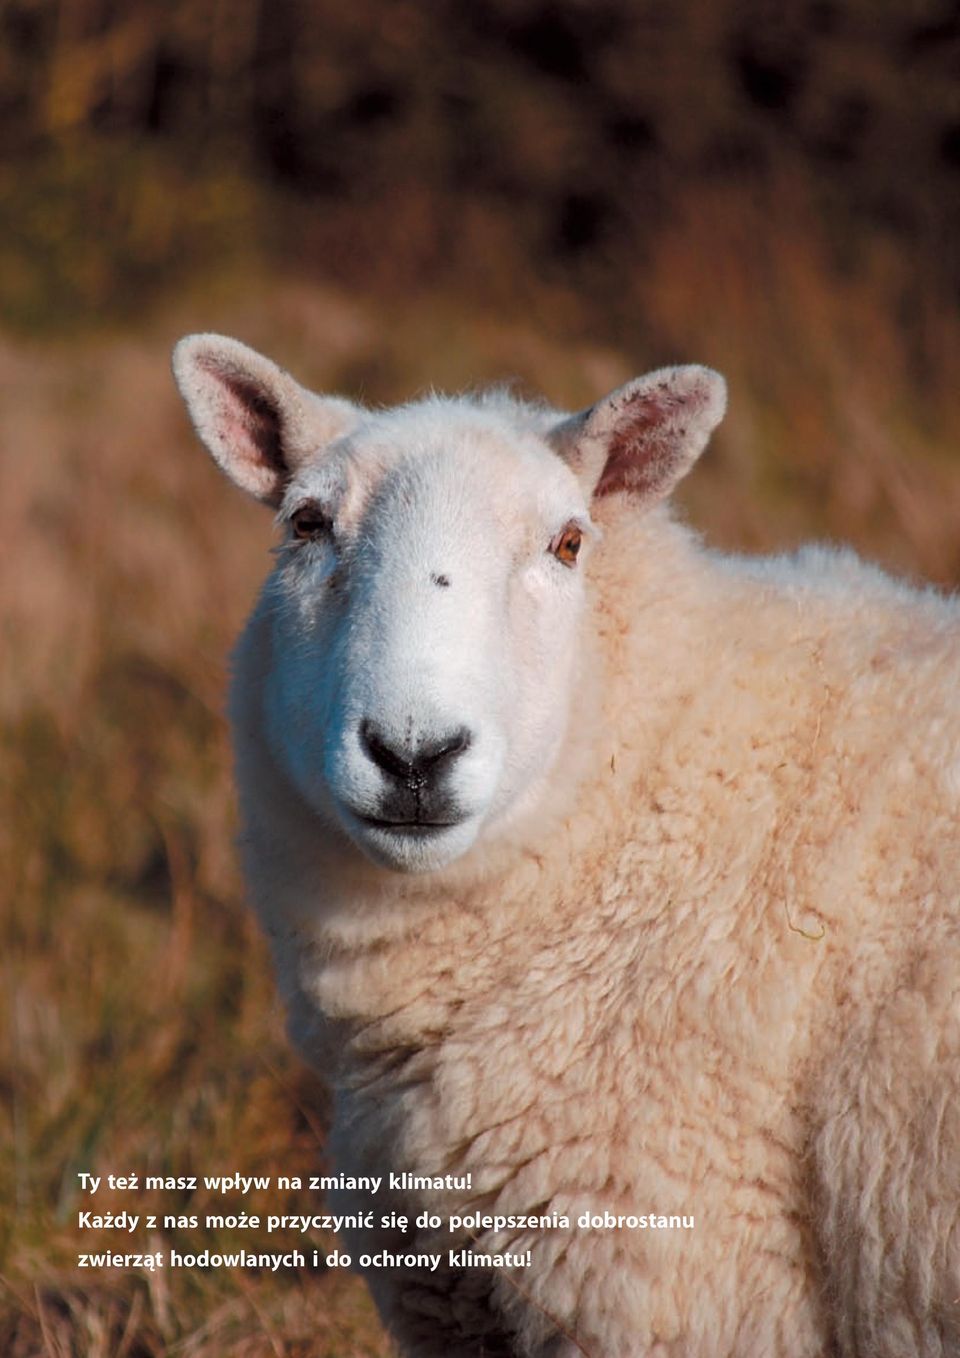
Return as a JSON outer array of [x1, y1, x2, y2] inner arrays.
[[360, 720, 472, 787]]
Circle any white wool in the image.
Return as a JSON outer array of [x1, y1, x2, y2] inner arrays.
[[174, 334, 960, 1357]]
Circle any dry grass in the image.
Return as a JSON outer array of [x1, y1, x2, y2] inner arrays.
[[3, 208, 960, 1354]]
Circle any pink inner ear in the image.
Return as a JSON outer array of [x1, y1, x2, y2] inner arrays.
[[595, 388, 684, 499], [203, 364, 287, 492]]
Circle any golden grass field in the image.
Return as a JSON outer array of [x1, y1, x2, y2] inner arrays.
[[4, 190, 960, 1355]]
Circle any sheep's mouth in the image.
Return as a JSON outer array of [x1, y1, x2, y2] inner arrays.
[[356, 813, 461, 835], [340, 803, 483, 871]]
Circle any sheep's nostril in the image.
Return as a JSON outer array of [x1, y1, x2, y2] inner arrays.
[[360, 720, 411, 779], [421, 727, 471, 769]]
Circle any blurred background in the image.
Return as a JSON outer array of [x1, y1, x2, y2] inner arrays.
[[3, 2, 960, 1354]]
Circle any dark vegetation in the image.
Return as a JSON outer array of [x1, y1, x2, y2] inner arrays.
[[1, 0, 958, 330]]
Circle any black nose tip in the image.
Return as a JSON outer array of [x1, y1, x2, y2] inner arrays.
[[360, 720, 472, 785]]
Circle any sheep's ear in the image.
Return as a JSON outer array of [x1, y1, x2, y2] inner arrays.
[[172, 334, 358, 506], [549, 365, 726, 504]]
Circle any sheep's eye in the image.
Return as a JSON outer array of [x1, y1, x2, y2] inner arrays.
[[549, 522, 583, 567], [290, 503, 332, 541]]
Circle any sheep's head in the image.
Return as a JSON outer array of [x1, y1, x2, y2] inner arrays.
[[173, 335, 725, 874]]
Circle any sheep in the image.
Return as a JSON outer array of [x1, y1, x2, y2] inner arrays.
[[173, 332, 960, 1358]]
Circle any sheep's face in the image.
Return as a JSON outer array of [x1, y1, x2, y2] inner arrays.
[[173, 335, 726, 873], [257, 409, 594, 871]]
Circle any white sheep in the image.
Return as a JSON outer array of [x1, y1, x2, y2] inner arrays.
[[173, 333, 960, 1358]]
